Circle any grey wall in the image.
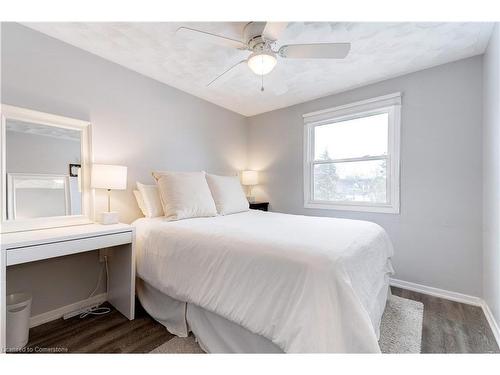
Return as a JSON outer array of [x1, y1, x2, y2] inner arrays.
[[2, 23, 247, 316], [483, 24, 500, 327], [6, 131, 81, 175], [247, 56, 484, 297]]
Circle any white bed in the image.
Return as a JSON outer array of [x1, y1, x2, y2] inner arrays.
[[133, 210, 394, 353]]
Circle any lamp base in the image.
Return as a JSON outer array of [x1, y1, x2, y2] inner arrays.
[[99, 211, 119, 225]]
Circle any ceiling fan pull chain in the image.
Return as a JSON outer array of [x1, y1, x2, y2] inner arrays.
[[260, 53, 265, 92]]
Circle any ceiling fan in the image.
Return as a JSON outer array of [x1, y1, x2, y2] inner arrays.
[[176, 22, 351, 90]]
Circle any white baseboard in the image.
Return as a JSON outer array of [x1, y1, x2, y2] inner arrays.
[[481, 301, 500, 347], [390, 278, 482, 306], [390, 278, 500, 348], [29, 293, 107, 328]]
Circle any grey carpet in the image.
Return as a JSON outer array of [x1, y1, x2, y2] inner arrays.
[[378, 294, 424, 353], [150, 336, 205, 354], [150, 294, 424, 354]]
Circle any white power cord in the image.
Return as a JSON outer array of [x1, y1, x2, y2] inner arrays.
[[79, 255, 111, 319]]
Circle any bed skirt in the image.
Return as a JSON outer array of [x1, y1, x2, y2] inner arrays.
[[136, 278, 282, 353]]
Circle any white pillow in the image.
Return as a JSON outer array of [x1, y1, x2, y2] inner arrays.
[[133, 190, 147, 217], [136, 182, 164, 218], [205, 173, 249, 215], [152, 170, 182, 181], [153, 170, 207, 181], [155, 171, 217, 221]]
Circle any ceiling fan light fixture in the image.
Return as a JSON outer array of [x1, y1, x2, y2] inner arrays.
[[247, 51, 277, 76]]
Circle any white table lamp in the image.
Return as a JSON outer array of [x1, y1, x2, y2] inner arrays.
[[91, 164, 127, 224], [241, 170, 258, 203]]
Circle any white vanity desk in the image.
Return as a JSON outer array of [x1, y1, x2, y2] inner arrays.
[[0, 223, 135, 352], [0, 105, 137, 352]]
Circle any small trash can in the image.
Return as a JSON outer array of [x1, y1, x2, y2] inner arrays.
[[6, 293, 32, 350]]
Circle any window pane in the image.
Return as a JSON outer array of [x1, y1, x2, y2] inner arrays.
[[314, 113, 388, 160], [313, 159, 387, 203]]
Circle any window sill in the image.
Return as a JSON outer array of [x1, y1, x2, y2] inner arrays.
[[304, 201, 400, 214]]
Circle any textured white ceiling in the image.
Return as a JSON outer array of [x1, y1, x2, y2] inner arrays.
[[6, 119, 81, 141], [23, 22, 494, 116]]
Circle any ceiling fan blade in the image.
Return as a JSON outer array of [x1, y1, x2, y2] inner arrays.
[[262, 22, 289, 42], [176, 27, 248, 50], [279, 43, 351, 59], [207, 60, 247, 87]]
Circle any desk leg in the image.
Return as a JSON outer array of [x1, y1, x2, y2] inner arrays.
[[107, 242, 135, 320], [1, 248, 6, 352]]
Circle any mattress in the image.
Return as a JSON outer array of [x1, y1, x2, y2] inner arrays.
[[133, 210, 394, 353]]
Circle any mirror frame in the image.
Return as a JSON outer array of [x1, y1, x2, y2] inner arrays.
[[1, 104, 93, 233], [7, 173, 72, 219]]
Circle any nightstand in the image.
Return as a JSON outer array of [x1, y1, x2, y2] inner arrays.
[[249, 202, 269, 211]]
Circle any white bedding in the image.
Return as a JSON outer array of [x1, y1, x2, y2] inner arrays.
[[134, 210, 394, 353]]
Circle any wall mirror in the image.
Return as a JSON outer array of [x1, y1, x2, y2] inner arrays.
[[1, 104, 93, 233]]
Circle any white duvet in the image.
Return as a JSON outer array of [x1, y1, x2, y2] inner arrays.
[[134, 210, 394, 353]]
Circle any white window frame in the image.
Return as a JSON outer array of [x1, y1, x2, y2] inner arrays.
[[303, 92, 401, 214]]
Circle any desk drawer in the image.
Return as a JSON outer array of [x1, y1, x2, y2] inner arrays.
[[6, 231, 133, 266]]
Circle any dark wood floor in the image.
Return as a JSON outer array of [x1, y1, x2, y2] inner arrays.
[[391, 287, 499, 353], [16, 302, 173, 353], [13, 287, 500, 353]]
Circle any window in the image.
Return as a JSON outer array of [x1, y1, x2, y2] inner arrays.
[[303, 93, 401, 213]]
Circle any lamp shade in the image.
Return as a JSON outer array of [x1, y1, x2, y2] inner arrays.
[[241, 170, 258, 186], [91, 164, 127, 190]]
